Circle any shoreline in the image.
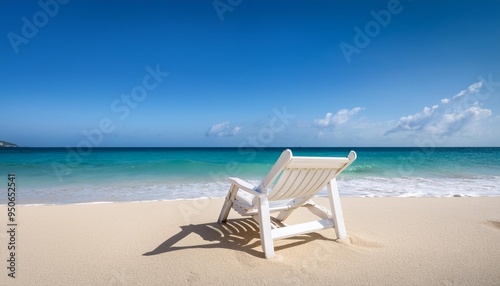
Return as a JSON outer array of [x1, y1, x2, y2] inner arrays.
[[3, 192, 500, 207], [1, 197, 499, 285]]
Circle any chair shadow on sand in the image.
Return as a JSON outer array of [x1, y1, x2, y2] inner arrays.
[[143, 218, 336, 258]]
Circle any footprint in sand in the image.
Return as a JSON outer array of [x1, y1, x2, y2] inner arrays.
[[482, 220, 500, 232], [346, 235, 384, 249]]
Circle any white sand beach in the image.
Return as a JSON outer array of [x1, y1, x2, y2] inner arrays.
[[1, 197, 499, 285]]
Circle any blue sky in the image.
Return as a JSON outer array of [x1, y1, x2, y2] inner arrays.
[[1, 0, 499, 147]]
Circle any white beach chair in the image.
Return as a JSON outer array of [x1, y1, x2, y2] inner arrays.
[[217, 149, 356, 259]]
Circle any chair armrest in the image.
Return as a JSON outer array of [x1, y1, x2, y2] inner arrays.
[[228, 177, 265, 198]]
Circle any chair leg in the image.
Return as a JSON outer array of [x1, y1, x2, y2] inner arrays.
[[217, 184, 238, 224], [327, 179, 347, 239], [257, 197, 275, 259], [276, 209, 292, 221]]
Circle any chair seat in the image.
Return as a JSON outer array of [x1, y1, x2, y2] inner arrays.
[[234, 191, 301, 216], [233, 191, 256, 215]]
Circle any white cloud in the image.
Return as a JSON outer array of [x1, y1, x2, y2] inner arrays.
[[206, 121, 241, 137], [314, 107, 364, 127], [315, 113, 334, 127], [467, 81, 483, 93], [385, 81, 492, 136]]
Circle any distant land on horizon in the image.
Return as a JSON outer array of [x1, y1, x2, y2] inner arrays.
[[0, 140, 18, 147]]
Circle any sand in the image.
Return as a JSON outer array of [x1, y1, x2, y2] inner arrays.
[[1, 197, 499, 285]]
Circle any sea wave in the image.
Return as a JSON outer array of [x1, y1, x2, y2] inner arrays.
[[333, 176, 500, 198], [4, 176, 499, 206]]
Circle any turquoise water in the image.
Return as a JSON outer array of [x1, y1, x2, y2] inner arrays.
[[1, 147, 499, 205]]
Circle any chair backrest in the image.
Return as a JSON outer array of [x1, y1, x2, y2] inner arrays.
[[258, 149, 356, 201]]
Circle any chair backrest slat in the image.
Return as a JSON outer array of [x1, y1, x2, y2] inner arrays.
[[262, 150, 356, 201], [287, 169, 315, 198]]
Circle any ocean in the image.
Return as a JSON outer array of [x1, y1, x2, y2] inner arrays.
[[1, 147, 499, 205]]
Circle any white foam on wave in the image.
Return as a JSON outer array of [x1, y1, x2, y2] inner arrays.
[[9, 176, 500, 205], [334, 176, 500, 198]]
